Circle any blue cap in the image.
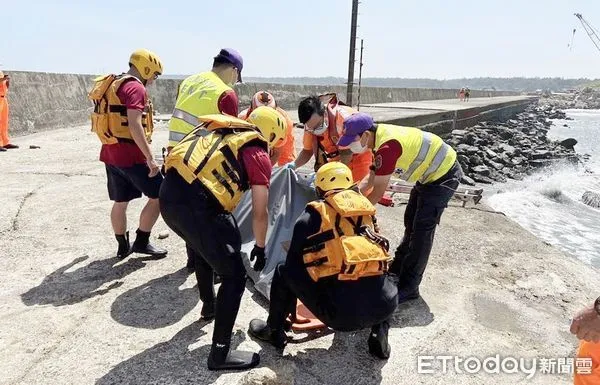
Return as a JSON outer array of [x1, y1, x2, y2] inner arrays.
[[337, 113, 374, 147], [214, 48, 243, 82]]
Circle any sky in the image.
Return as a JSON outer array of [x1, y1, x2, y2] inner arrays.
[[2, 0, 600, 79]]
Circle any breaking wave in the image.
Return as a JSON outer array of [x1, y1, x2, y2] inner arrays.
[[486, 109, 600, 267]]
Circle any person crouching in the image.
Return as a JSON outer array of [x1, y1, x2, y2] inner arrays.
[[248, 162, 399, 359]]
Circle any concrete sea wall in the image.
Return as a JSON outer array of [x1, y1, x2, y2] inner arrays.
[[5, 71, 518, 135]]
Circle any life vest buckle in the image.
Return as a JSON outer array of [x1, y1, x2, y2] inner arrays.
[[304, 256, 328, 268], [359, 225, 390, 253]]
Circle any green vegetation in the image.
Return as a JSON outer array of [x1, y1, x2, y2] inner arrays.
[[582, 80, 600, 89]]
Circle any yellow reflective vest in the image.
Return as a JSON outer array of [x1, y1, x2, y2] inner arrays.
[[374, 124, 456, 184], [168, 71, 233, 146], [88, 74, 154, 145], [303, 189, 390, 282], [164, 114, 267, 212]]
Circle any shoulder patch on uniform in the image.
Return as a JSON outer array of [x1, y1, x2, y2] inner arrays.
[[374, 154, 383, 170]]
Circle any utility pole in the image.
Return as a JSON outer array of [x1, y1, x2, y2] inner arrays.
[[357, 39, 364, 110], [346, 0, 359, 106]]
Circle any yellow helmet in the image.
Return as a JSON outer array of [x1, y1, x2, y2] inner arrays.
[[129, 49, 163, 80], [246, 106, 287, 148], [315, 162, 354, 192]]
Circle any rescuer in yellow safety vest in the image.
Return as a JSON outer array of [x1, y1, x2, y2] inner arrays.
[[249, 162, 399, 360], [166, 48, 243, 272], [337, 112, 463, 304], [168, 48, 243, 148], [159, 107, 287, 371]]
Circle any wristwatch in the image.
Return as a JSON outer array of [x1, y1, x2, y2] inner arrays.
[[595, 296, 600, 316]]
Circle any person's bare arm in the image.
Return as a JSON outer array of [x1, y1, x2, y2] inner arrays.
[[365, 173, 393, 206], [571, 301, 600, 342], [359, 169, 376, 196], [127, 109, 159, 177], [251, 185, 269, 248], [339, 148, 353, 166], [293, 149, 313, 168]]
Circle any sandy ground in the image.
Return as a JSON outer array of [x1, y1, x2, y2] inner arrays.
[[1, 123, 599, 385]]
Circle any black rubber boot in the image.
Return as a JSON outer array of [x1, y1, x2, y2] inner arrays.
[[131, 229, 167, 256], [248, 319, 287, 350], [0, 147, 6, 152], [201, 301, 216, 320], [283, 319, 293, 332], [115, 231, 131, 259], [397, 288, 420, 304], [206, 343, 260, 371], [368, 321, 391, 359]]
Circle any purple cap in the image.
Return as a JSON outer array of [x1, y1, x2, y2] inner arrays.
[[214, 48, 244, 82], [337, 113, 374, 147]]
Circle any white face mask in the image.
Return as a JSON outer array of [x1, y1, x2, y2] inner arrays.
[[348, 140, 368, 154], [306, 116, 328, 136], [311, 120, 328, 136], [228, 67, 239, 86], [312, 125, 327, 136]]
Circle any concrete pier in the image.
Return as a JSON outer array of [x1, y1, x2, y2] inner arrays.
[[282, 96, 537, 135], [0, 73, 586, 385], [360, 96, 537, 134], [0, 122, 594, 385]]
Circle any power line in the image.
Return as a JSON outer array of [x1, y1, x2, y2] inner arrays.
[[357, 39, 364, 110], [574, 13, 600, 53]]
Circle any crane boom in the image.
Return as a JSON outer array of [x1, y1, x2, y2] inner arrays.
[[574, 13, 600, 53]]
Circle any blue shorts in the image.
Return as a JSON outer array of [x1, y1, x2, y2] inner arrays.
[[105, 163, 163, 202]]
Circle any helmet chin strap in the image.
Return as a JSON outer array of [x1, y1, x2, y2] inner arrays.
[[316, 187, 325, 199]]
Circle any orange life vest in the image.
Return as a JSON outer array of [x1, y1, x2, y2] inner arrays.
[[303, 189, 391, 282], [313, 94, 372, 181], [88, 74, 154, 145], [0, 79, 7, 97]]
